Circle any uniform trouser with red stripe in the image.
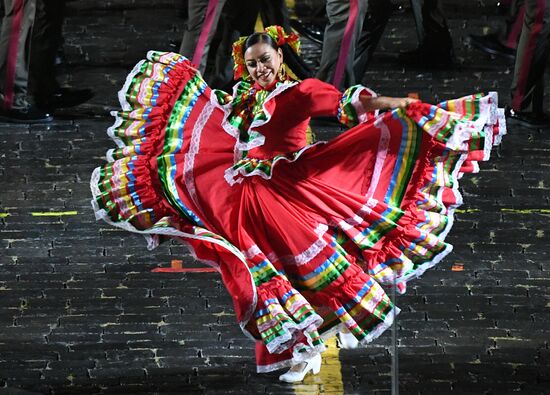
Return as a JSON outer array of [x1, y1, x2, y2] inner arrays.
[[179, 0, 227, 74], [511, 0, 550, 112], [0, 0, 36, 110], [316, 0, 369, 90], [503, 0, 526, 49]]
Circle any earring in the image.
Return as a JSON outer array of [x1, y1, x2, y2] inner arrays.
[[278, 64, 286, 81]]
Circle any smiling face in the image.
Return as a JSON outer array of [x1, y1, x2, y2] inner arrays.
[[244, 42, 283, 87]]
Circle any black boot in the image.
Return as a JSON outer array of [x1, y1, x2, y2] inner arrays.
[[0, 105, 53, 124], [506, 107, 550, 129], [469, 34, 515, 60]]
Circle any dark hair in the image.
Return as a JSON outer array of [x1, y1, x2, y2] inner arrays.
[[242, 32, 312, 80], [244, 32, 277, 53]]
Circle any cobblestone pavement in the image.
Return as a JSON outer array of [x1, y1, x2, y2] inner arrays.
[[1, 1, 549, 394]]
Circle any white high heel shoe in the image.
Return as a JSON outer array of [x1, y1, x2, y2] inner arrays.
[[338, 329, 359, 349], [278, 353, 322, 383]]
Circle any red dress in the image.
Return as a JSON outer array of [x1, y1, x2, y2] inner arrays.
[[91, 51, 505, 372]]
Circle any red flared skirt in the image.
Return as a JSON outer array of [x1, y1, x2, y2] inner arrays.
[[91, 51, 505, 372]]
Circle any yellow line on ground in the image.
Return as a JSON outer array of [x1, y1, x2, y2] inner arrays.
[[30, 211, 78, 217], [455, 209, 480, 213], [501, 208, 550, 214], [293, 336, 344, 395], [455, 208, 550, 214], [0, 213, 10, 218]]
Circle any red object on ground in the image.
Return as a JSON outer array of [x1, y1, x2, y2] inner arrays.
[[151, 259, 217, 273], [451, 263, 465, 272]]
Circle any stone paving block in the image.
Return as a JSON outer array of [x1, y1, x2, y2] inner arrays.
[[100, 332, 167, 344], [0, 295, 41, 309], [0, 370, 42, 382], [0, 325, 50, 343], [48, 332, 104, 344], [517, 384, 548, 395], [62, 256, 127, 267]]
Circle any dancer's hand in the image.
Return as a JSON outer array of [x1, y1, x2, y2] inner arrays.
[[385, 97, 419, 109]]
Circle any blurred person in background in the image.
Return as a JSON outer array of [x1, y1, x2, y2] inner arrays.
[[506, 0, 550, 128], [0, 0, 93, 123]]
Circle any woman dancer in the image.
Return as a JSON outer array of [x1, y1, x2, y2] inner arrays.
[[91, 26, 505, 382]]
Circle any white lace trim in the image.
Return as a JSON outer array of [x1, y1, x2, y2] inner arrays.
[[360, 304, 401, 345], [262, 312, 324, 355], [224, 141, 326, 186], [211, 80, 300, 173], [90, 166, 102, 206], [256, 359, 294, 374], [106, 112, 126, 149], [388, 243, 454, 289], [183, 102, 214, 219], [482, 93, 507, 161], [337, 199, 377, 231], [257, 340, 326, 373], [448, 119, 483, 152], [243, 224, 330, 267], [281, 239, 325, 267], [243, 244, 262, 260], [494, 107, 507, 145], [365, 117, 391, 199], [108, 58, 149, 152], [155, 51, 186, 66], [351, 86, 379, 124], [118, 59, 146, 112]]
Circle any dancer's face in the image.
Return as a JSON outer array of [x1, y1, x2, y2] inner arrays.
[[244, 43, 283, 88]]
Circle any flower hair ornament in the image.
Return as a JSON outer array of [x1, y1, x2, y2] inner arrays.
[[232, 25, 301, 82]]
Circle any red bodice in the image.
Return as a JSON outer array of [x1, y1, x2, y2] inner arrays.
[[246, 79, 343, 159]]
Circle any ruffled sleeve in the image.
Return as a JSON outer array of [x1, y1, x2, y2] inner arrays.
[[338, 85, 379, 127], [296, 79, 379, 127]]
